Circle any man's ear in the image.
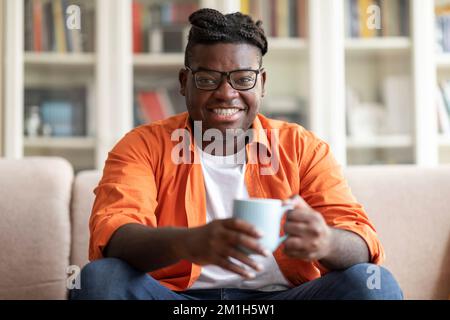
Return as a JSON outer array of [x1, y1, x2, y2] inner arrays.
[[179, 68, 187, 96], [261, 69, 267, 98]]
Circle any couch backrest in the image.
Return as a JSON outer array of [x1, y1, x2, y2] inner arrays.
[[73, 165, 450, 300], [0, 157, 73, 299], [70, 170, 102, 270], [343, 166, 450, 300]]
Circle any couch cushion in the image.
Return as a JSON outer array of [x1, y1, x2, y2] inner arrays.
[[0, 157, 73, 299], [71, 170, 101, 269], [344, 165, 450, 300]]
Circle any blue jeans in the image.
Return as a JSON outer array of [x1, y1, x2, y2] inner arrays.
[[69, 258, 403, 300]]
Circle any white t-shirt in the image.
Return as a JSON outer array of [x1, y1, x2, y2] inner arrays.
[[190, 144, 291, 291]]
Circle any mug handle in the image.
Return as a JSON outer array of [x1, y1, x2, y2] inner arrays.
[[277, 204, 294, 246]]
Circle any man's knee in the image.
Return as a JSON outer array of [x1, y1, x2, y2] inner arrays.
[[70, 258, 142, 300], [339, 263, 403, 300]]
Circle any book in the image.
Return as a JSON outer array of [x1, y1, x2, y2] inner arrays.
[[24, 87, 87, 136], [134, 86, 184, 125], [43, 1, 55, 51], [359, 0, 376, 38], [137, 91, 167, 123], [41, 101, 73, 136], [53, 0, 67, 52], [349, 0, 360, 37], [241, 0, 251, 15], [437, 85, 450, 135], [32, 0, 43, 51], [346, 0, 408, 38], [132, 0, 143, 53], [297, 0, 308, 38], [24, 0, 34, 51], [135, 1, 198, 53], [277, 0, 289, 38]]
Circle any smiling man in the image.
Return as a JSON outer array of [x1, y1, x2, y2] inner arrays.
[[71, 8, 403, 300]]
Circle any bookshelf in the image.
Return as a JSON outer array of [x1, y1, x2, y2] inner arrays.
[[435, 0, 450, 164], [2, 0, 449, 169], [0, 0, 4, 156]]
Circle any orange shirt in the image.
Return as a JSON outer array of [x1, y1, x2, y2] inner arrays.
[[89, 112, 384, 291]]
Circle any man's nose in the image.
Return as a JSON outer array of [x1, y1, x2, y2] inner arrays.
[[213, 77, 239, 100]]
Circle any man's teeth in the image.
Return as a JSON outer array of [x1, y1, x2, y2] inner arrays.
[[212, 108, 240, 116]]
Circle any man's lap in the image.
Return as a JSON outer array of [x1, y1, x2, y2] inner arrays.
[[70, 258, 403, 300]]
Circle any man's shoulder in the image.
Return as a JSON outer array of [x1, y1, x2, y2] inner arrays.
[[133, 112, 189, 137]]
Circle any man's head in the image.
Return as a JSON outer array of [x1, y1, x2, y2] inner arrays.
[[179, 8, 268, 136]]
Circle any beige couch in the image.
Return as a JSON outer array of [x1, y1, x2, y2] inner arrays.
[[0, 157, 448, 299]]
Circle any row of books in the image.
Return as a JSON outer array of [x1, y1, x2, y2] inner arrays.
[[240, 0, 308, 38], [24, 0, 95, 53], [134, 87, 185, 126], [133, 0, 198, 53], [436, 4, 450, 53], [346, 0, 409, 38], [436, 80, 450, 136], [24, 87, 87, 136]]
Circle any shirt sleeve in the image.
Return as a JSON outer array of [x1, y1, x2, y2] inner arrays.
[[89, 128, 159, 261], [299, 132, 385, 273]]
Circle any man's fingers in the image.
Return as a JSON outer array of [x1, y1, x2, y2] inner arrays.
[[284, 221, 318, 237], [216, 256, 256, 279], [285, 208, 318, 223], [225, 248, 264, 272], [224, 231, 269, 257], [282, 194, 310, 210], [223, 218, 263, 238]]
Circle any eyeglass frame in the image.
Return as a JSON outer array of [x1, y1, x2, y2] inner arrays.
[[184, 66, 264, 91]]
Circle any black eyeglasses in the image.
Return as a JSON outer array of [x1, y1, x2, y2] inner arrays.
[[185, 66, 263, 91]]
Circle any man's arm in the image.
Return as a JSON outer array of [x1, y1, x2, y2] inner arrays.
[[104, 220, 268, 277], [283, 195, 370, 271], [318, 228, 369, 270], [104, 223, 189, 272]]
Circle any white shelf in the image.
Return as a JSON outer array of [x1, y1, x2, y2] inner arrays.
[[133, 38, 308, 68], [436, 53, 450, 69], [345, 37, 411, 54], [438, 135, 450, 147], [268, 37, 308, 51], [133, 53, 184, 68], [346, 135, 413, 149], [24, 52, 95, 67], [24, 137, 96, 150]]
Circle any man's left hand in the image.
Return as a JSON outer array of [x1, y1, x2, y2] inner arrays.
[[282, 195, 332, 261]]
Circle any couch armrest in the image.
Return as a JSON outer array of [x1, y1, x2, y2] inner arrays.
[[0, 157, 73, 299]]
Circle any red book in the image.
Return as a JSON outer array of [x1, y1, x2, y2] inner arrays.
[[132, 1, 143, 53], [33, 0, 43, 51], [138, 91, 166, 123]]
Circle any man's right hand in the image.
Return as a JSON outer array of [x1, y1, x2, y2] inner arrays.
[[179, 218, 270, 279]]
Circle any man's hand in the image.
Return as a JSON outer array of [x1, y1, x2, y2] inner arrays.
[[282, 195, 332, 261], [180, 219, 270, 279]]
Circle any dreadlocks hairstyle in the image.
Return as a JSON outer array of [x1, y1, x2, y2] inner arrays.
[[184, 8, 268, 67]]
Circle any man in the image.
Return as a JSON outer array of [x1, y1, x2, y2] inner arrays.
[[71, 8, 402, 300]]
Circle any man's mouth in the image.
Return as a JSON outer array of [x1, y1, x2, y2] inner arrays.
[[210, 108, 241, 116]]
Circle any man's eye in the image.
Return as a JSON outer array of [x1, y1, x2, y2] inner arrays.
[[197, 78, 217, 84], [235, 77, 253, 84]]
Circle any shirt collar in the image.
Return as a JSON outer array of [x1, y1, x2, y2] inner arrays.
[[182, 113, 272, 156]]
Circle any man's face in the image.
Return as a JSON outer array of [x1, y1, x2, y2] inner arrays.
[[179, 43, 266, 135]]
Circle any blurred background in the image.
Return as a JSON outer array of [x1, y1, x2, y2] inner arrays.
[[0, 0, 449, 172]]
